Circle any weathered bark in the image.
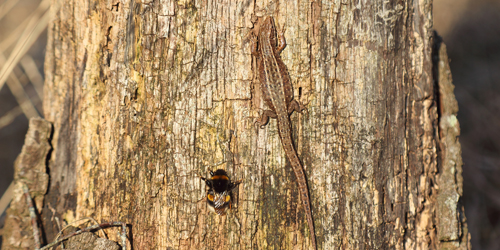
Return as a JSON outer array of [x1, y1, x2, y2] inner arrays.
[[2, 0, 470, 249], [435, 38, 469, 249], [2, 118, 51, 249]]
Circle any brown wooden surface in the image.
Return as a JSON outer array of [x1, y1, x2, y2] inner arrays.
[[2, 0, 470, 249]]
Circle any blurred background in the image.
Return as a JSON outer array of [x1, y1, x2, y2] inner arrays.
[[0, 0, 499, 248]]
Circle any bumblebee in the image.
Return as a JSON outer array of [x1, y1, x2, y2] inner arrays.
[[201, 169, 242, 215]]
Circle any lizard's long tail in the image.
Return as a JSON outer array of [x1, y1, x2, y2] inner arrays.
[[276, 116, 317, 250]]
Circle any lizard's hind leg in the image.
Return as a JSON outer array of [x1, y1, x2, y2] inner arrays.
[[255, 110, 277, 128]]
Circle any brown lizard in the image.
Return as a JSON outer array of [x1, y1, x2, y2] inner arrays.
[[250, 16, 317, 249]]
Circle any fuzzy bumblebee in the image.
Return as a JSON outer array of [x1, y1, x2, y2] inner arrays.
[[201, 169, 242, 215]]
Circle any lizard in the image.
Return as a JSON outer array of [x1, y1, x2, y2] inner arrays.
[[250, 16, 317, 249]]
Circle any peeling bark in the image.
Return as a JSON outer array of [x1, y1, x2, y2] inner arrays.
[[435, 38, 470, 250], [3, 0, 470, 249], [2, 118, 51, 249]]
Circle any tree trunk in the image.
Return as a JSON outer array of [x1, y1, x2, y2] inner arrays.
[[2, 0, 470, 249]]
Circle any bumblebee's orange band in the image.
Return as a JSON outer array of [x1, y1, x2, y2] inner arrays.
[[211, 175, 229, 180]]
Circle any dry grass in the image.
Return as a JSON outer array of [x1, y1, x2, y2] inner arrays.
[[0, 0, 52, 91]]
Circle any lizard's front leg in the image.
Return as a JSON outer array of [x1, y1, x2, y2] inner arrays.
[[255, 110, 277, 129], [277, 24, 286, 53], [288, 99, 308, 115]]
